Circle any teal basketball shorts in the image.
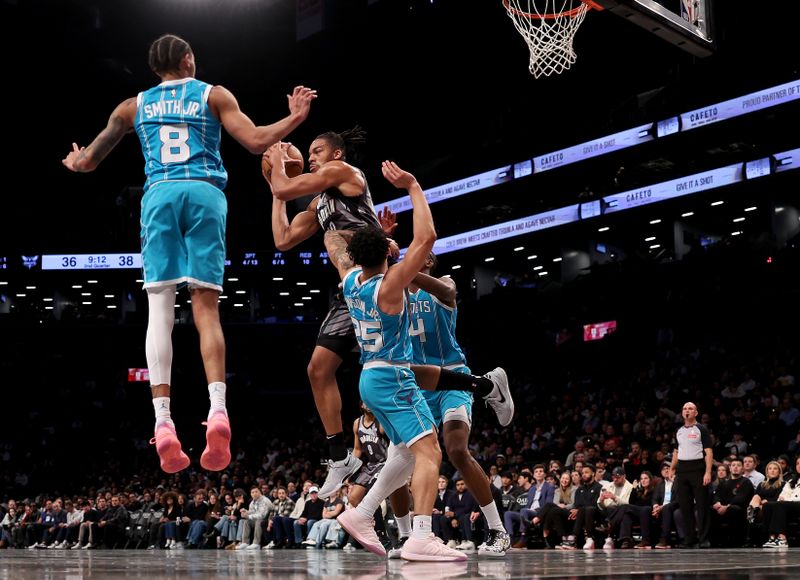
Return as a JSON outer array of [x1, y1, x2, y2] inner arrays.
[[359, 363, 436, 447], [140, 180, 227, 292], [421, 365, 474, 428]]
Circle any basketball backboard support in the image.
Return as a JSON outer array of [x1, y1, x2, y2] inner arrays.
[[593, 0, 714, 57]]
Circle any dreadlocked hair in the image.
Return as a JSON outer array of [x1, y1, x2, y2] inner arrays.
[[347, 226, 389, 269], [148, 34, 192, 76], [315, 125, 367, 161]]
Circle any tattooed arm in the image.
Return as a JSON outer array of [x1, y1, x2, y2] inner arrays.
[[62, 98, 137, 173], [324, 229, 356, 280]]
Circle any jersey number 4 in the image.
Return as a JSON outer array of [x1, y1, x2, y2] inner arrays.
[[159, 124, 190, 163], [409, 318, 426, 343]]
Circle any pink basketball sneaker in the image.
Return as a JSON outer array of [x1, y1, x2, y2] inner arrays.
[[200, 411, 231, 472], [337, 508, 386, 557], [150, 423, 190, 474], [401, 534, 468, 561]]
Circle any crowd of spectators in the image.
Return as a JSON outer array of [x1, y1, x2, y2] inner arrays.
[[3, 234, 800, 551]]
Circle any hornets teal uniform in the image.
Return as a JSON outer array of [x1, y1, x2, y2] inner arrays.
[[135, 78, 227, 291], [343, 269, 435, 446], [409, 288, 473, 427]]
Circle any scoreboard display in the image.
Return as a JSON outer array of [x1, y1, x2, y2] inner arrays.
[[4, 251, 332, 273]]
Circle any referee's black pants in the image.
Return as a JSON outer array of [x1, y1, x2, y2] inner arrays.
[[675, 459, 710, 545]]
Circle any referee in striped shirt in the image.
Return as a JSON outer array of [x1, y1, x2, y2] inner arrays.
[[670, 401, 713, 548]]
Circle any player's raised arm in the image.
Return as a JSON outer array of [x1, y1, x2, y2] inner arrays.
[[210, 85, 316, 154], [412, 271, 457, 308], [379, 161, 436, 311], [62, 98, 137, 173]]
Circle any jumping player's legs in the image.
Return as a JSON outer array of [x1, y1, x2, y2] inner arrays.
[[191, 288, 225, 385], [142, 180, 230, 472], [184, 188, 230, 472], [311, 344, 363, 498], [146, 291, 190, 473], [314, 299, 364, 498], [141, 182, 192, 474], [190, 286, 232, 470], [307, 345, 345, 439], [146, 285, 184, 475]]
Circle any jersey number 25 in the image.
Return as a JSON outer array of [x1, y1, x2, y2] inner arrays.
[[355, 319, 384, 352]]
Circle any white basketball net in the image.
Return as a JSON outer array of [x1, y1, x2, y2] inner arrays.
[[504, 0, 590, 78]]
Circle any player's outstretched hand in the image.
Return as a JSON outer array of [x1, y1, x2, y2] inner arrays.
[[269, 142, 293, 167], [381, 161, 417, 190], [287, 86, 317, 121], [379, 206, 398, 236], [387, 238, 400, 260], [62, 142, 85, 172]]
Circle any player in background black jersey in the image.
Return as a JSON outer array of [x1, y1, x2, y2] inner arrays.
[[349, 401, 389, 507], [346, 402, 408, 553]]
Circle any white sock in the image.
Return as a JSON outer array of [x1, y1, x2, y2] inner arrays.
[[153, 397, 174, 429], [355, 443, 415, 520], [396, 513, 412, 538], [412, 515, 432, 540], [208, 382, 227, 419], [480, 501, 504, 532]]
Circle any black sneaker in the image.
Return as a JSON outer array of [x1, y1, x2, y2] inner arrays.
[[388, 536, 408, 559], [478, 529, 511, 556], [377, 528, 393, 554], [555, 539, 576, 550]]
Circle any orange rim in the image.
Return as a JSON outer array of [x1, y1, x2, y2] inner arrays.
[[503, 0, 603, 20]]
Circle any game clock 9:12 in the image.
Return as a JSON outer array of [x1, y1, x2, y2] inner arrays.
[[41, 253, 141, 270]]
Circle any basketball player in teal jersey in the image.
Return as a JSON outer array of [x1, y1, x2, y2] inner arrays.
[[409, 255, 511, 556], [62, 34, 316, 474], [266, 135, 512, 501], [343, 256, 513, 559], [325, 161, 465, 561]]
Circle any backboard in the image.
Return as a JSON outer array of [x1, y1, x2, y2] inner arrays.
[[593, 0, 714, 57]]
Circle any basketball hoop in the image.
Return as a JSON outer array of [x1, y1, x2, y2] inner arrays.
[[503, 0, 602, 78]]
